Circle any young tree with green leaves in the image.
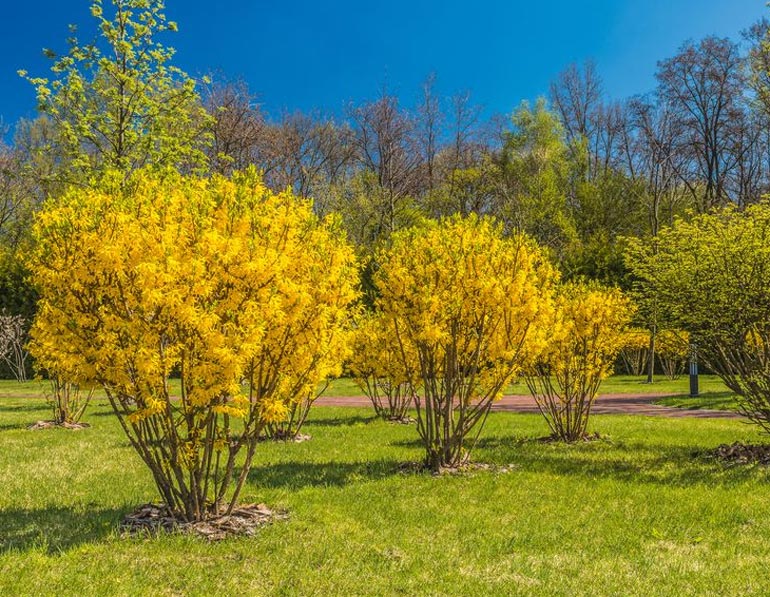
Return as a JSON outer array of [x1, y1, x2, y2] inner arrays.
[[626, 204, 770, 433], [21, 0, 211, 181]]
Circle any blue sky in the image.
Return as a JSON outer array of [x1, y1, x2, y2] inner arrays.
[[0, 0, 766, 133]]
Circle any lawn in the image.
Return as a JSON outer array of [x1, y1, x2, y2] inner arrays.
[[323, 373, 736, 399], [1, 387, 770, 595]]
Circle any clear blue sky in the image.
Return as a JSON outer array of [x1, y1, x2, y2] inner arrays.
[[0, 0, 766, 133]]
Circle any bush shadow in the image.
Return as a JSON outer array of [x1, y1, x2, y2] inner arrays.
[[0, 423, 27, 432], [389, 438, 423, 449], [476, 434, 765, 487], [0, 402, 48, 413], [0, 505, 126, 554], [248, 458, 404, 490], [304, 415, 377, 428]]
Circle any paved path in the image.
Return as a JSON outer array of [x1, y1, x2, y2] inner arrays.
[[317, 393, 742, 419]]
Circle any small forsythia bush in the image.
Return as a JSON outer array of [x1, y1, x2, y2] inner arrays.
[[348, 310, 416, 421], [374, 215, 557, 470], [618, 328, 650, 376], [28, 169, 357, 521], [525, 282, 631, 441], [656, 329, 690, 380]]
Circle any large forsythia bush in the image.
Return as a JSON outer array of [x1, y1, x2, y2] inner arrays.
[[525, 282, 632, 441], [28, 169, 357, 521], [374, 215, 557, 471]]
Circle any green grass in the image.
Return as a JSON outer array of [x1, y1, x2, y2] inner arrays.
[[3, 373, 735, 402], [323, 374, 734, 398], [1, 387, 770, 595], [654, 392, 741, 412]]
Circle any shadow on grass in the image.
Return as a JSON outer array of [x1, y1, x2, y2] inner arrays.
[[304, 415, 377, 428], [389, 438, 423, 449], [0, 423, 28, 432], [475, 434, 765, 487], [248, 458, 403, 489], [654, 391, 739, 411], [0, 402, 49, 413], [0, 506, 125, 554]]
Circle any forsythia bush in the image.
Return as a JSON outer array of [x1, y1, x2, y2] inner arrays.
[[375, 215, 557, 470], [618, 328, 650, 376], [656, 329, 690, 380], [28, 169, 357, 521], [348, 311, 416, 421], [525, 282, 632, 441]]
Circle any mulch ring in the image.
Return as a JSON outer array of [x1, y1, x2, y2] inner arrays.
[[535, 431, 605, 444], [260, 431, 312, 443], [121, 503, 289, 541], [27, 420, 90, 431], [397, 461, 517, 476], [386, 416, 415, 425], [709, 442, 770, 466]]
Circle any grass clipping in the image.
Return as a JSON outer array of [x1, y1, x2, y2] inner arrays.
[[121, 503, 288, 541]]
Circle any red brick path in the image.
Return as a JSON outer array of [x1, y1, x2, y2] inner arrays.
[[316, 393, 741, 419]]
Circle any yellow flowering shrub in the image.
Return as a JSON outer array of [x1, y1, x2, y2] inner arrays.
[[619, 328, 651, 376], [28, 168, 357, 521], [375, 214, 557, 470], [656, 329, 690, 380], [525, 282, 632, 441], [348, 310, 417, 421]]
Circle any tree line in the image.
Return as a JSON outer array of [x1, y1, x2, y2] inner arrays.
[[2, 1, 770, 371], [2, 10, 770, 287]]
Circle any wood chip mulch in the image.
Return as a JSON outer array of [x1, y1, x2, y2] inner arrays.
[[710, 442, 770, 465], [27, 420, 90, 430], [120, 503, 288, 541], [397, 461, 517, 476]]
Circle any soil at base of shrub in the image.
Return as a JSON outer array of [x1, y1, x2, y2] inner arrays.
[[386, 416, 415, 425], [27, 420, 90, 431], [536, 431, 605, 444], [260, 431, 312, 443], [120, 503, 288, 541], [710, 442, 770, 465], [397, 461, 517, 476]]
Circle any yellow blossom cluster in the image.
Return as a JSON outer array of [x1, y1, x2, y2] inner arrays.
[[374, 214, 558, 469], [527, 282, 632, 441], [347, 310, 418, 420], [28, 168, 358, 519]]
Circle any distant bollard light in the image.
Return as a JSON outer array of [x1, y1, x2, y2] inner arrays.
[[689, 343, 699, 397]]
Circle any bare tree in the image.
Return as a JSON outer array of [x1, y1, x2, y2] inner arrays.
[[272, 112, 354, 200], [0, 314, 29, 381], [347, 90, 421, 235], [203, 78, 272, 176], [656, 37, 747, 211], [416, 73, 443, 192]]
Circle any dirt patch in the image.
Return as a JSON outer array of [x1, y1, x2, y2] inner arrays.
[[398, 461, 517, 476], [260, 431, 312, 443], [535, 431, 606, 444], [120, 503, 288, 541], [386, 416, 415, 425], [709, 442, 770, 465], [27, 420, 90, 430]]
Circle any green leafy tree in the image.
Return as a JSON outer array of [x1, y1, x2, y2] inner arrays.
[[21, 0, 211, 181], [626, 203, 770, 432], [494, 99, 580, 264]]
